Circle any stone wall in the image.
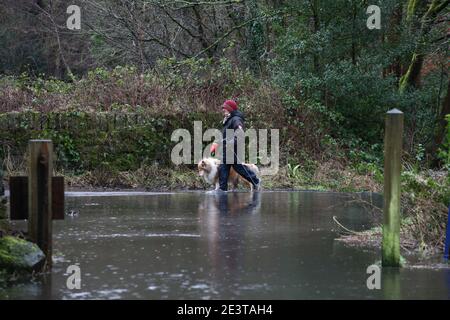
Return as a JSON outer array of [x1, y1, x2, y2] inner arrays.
[[0, 111, 220, 172]]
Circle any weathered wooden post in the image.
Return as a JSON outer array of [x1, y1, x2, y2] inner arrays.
[[10, 139, 65, 271], [382, 109, 403, 267], [29, 140, 53, 268]]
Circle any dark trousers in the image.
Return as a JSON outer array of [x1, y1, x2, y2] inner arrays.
[[218, 153, 259, 191], [219, 136, 259, 191]]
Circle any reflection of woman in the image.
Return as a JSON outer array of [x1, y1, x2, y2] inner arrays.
[[198, 192, 262, 283], [215, 192, 261, 215], [199, 192, 261, 217]]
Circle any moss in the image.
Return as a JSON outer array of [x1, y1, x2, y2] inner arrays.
[[0, 236, 45, 272]]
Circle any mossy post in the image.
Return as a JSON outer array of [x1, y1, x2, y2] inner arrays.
[[382, 109, 403, 267], [28, 140, 53, 269]]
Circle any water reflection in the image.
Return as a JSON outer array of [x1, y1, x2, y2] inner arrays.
[[382, 268, 401, 300], [200, 192, 261, 215], [0, 272, 52, 300], [1, 191, 449, 300], [198, 192, 261, 289]]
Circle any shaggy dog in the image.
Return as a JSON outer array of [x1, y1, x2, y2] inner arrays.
[[197, 157, 260, 191]]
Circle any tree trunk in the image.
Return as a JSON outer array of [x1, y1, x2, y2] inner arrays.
[[399, 53, 424, 92], [429, 80, 450, 166], [310, 0, 320, 73], [351, 2, 357, 65], [384, 4, 402, 80], [437, 81, 450, 146], [399, 0, 449, 93], [192, 5, 213, 58]]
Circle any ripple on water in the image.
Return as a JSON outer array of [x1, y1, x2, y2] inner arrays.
[[84, 203, 100, 206], [65, 292, 92, 300], [73, 289, 128, 300], [240, 283, 270, 291], [147, 285, 159, 291], [190, 284, 209, 290], [90, 233, 201, 239]]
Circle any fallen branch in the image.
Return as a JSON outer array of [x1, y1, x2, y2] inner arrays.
[[332, 216, 363, 235]]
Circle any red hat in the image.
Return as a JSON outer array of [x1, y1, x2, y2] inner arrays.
[[222, 100, 238, 112]]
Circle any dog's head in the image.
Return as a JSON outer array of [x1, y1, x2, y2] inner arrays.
[[197, 159, 209, 176]]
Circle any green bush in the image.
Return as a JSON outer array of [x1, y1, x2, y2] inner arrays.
[[438, 114, 450, 172]]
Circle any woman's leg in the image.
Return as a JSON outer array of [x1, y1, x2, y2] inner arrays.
[[218, 164, 231, 191], [232, 163, 259, 187]]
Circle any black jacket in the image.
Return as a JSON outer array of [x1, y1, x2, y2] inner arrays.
[[220, 110, 245, 160], [222, 110, 245, 140]]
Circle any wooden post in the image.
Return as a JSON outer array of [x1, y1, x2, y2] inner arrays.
[[28, 140, 53, 269], [382, 109, 403, 267]]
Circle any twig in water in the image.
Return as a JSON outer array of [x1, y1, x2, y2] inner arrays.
[[332, 216, 363, 235]]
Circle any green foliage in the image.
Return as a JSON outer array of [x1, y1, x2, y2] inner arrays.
[[401, 164, 449, 205], [268, 0, 445, 156], [287, 163, 302, 180], [241, 0, 266, 74], [286, 161, 317, 187], [0, 110, 216, 174], [43, 131, 81, 171], [347, 139, 383, 164], [438, 114, 450, 171]]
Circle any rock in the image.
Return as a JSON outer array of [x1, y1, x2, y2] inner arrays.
[[0, 236, 45, 272]]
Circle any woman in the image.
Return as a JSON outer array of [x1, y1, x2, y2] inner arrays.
[[210, 99, 261, 192]]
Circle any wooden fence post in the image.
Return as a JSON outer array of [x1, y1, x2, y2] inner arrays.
[[28, 140, 53, 269], [382, 109, 404, 267]]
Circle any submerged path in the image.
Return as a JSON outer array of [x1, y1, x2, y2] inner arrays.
[[2, 191, 450, 299]]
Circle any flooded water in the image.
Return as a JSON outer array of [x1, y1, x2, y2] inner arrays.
[[1, 191, 449, 299]]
